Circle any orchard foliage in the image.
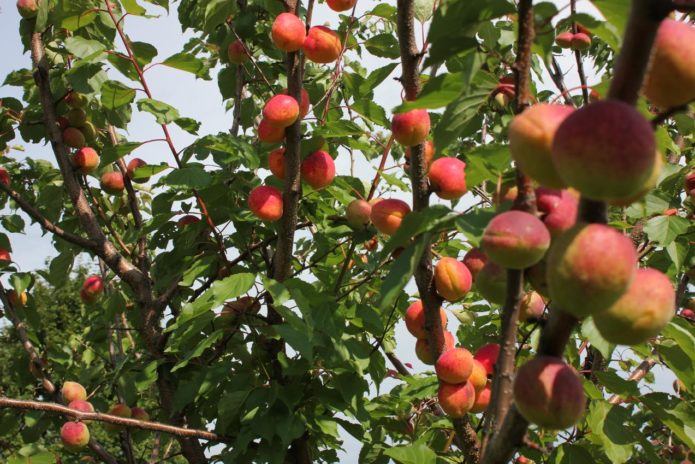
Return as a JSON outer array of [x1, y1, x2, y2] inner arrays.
[[0, 0, 694, 463]]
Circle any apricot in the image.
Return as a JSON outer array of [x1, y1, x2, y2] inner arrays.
[[303, 26, 342, 63], [248, 185, 283, 221], [17, 0, 38, 18], [438, 381, 476, 418], [263, 95, 300, 128], [80, 289, 97, 304], [405, 140, 435, 168], [271, 13, 306, 52], [481, 211, 551, 269], [519, 291, 545, 322], [462, 248, 487, 280], [493, 182, 518, 207], [476, 261, 507, 305], [62, 381, 87, 402], [100, 172, 125, 195], [257, 118, 285, 144], [474, 343, 500, 375], [0, 168, 10, 186], [470, 381, 492, 413], [593, 268, 675, 345], [178, 215, 200, 227], [392, 109, 430, 146], [404, 299, 447, 339], [131, 407, 150, 421], [546, 223, 637, 319], [535, 187, 578, 236], [126, 158, 149, 182], [80, 121, 98, 143], [61, 422, 90, 451], [370, 198, 411, 235], [64, 91, 87, 109], [513, 356, 586, 429], [227, 39, 247, 64], [73, 147, 100, 175], [428, 157, 467, 200], [346, 199, 372, 228], [435, 347, 474, 384], [551, 101, 656, 201], [643, 19, 695, 108], [69, 399, 94, 414], [415, 331, 455, 365], [555, 31, 573, 48], [509, 104, 574, 188], [63, 127, 86, 149], [301, 150, 335, 189], [608, 151, 662, 206], [684, 171, 695, 200], [105, 403, 132, 433], [326, 0, 356, 12], [0, 248, 11, 261], [468, 359, 488, 392], [434, 257, 472, 302], [66, 109, 87, 128], [571, 32, 591, 50], [268, 148, 285, 179], [8, 290, 28, 307]]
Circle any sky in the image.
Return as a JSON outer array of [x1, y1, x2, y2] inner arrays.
[[0, 0, 680, 462]]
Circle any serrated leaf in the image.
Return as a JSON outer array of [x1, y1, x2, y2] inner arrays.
[[137, 98, 180, 124], [586, 402, 636, 463], [101, 142, 143, 165], [313, 120, 364, 137], [464, 144, 511, 188], [163, 166, 212, 189], [161, 53, 209, 79], [414, 0, 435, 22], [175, 117, 201, 135], [397, 73, 465, 111], [365, 34, 401, 58], [549, 444, 595, 464], [642, 392, 695, 449], [433, 90, 489, 149], [643, 215, 689, 246], [581, 318, 614, 358], [101, 80, 136, 109], [122, 0, 147, 15], [377, 234, 429, 312], [384, 442, 437, 464], [660, 320, 695, 390], [64, 37, 106, 60]]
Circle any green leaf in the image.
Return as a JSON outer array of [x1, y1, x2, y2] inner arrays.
[[137, 98, 180, 124], [549, 444, 595, 464], [377, 234, 429, 312], [464, 144, 511, 188], [122, 0, 147, 15], [384, 442, 437, 464], [163, 166, 212, 189], [592, 0, 630, 43], [643, 215, 690, 247], [360, 63, 399, 96], [101, 142, 143, 165], [581, 318, 614, 359], [397, 73, 465, 111], [63, 37, 106, 60], [642, 393, 695, 449], [381, 205, 454, 255], [313, 120, 364, 138], [414, 0, 435, 22], [101, 80, 136, 110], [592, 371, 639, 398], [660, 320, 695, 390], [365, 34, 401, 59], [161, 53, 209, 79], [204, 0, 237, 32], [586, 402, 636, 463], [433, 90, 488, 149], [174, 117, 201, 135]]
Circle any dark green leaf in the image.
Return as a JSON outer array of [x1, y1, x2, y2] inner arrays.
[[137, 98, 180, 124]]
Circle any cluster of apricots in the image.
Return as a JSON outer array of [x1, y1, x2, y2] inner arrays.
[[554, 24, 593, 51], [59, 381, 149, 452]]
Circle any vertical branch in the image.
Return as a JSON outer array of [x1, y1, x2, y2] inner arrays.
[[570, 0, 590, 105]]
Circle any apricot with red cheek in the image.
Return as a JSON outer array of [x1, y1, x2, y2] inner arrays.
[[476, 261, 507, 305], [100, 172, 125, 195], [428, 157, 467, 200], [73, 147, 100, 175], [470, 381, 492, 413], [482, 211, 551, 269], [17, 0, 39, 19], [462, 248, 487, 280], [268, 148, 285, 179], [227, 40, 247, 64], [63, 127, 86, 149], [303, 26, 342, 63], [593, 268, 675, 345], [346, 199, 372, 229], [555, 31, 573, 48], [62, 381, 87, 402], [547, 223, 637, 319], [404, 299, 447, 339], [61, 422, 90, 451], [0, 169, 9, 187], [474, 343, 500, 375], [271, 13, 306, 52], [283, 88, 311, 119], [126, 158, 149, 182], [435, 347, 474, 384], [552, 101, 656, 202], [438, 381, 476, 418], [370, 199, 411, 235], [535, 187, 578, 236], [392, 109, 430, 146], [0, 248, 11, 261], [178, 215, 201, 227], [509, 104, 574, 189], [69, 400, 95, 414], [64, 91, 87, 109], [434, 257, 472, 302], [643, 19, 695, 108], [8, 290, 28, 307], [301, 150, 335, 189], [571, 32, 591, 50], [257, 118, 285, 144], [248, 186, 283, 221], [468, 360, 488, 392], [263, 95, 300, 128], [519, 291, 545, 322], [415, 331, 455, 365], [514, 356, 586, 429], [326, 0, 356, 12], [105, 403, 132, 433], [131, 407, 150, 422]]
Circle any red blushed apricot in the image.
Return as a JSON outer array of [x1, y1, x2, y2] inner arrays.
[[271, 13, 306, 52], [392, 109, 430, 146], [428, 157, 467, 200], [593, 268, 675, 345], [469, 360, 488, 392], [61, 422, 90, 450], [415, 331, 455, 365], [346, 199, 372, 228], [513, 356, 586, 429], [263, 95, 300, 128], [555, 31, 573, 48], [571, 32, 591, 50], [404, 299, 447, 339], [608, 151, 662, 206], [552, 101, 656, 202], [474, 343, 500, 375], [470, 381, 492, 413], [643, 19, 695, 108], [72, 147, 100, 175], [227, 40, 247, 64], [434, 257, 472, 302], [304, 26, 342, 63], [301, 150, 335, 189], [268, 148, 285, 179], [438, 381, 476, 417], [0, 168, 9, 186], [547, 223, 637, 319], [249, 186, 283, 221], [105, 403, 132, 433], [462, 248, 487, 280], [481, 211, 551, 270], [283, 88, 311, 119], [17, 0, 39, 19], [476, 261, 507, 305], [8, 290, 27, 307], [326, 0, 356, 12], [0, 248, 11, 261], [100, 172, 125, 195], [83, 275, 103, 296], [62, 381, 87, 402], [536, 187, 578, 237], [370, 198, 411, 235], [435, 347, 474, 384], [178, 215, 201, 227], [509, 104, 574, 189], [63, 127, 86, 149], [68, 399, 94, 414], [405, 140, 435, 168], [131, 407, 150, 421], [126, 158, 149, 182], [258, 118, 285, 144], [519, 291, 545, 322]]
